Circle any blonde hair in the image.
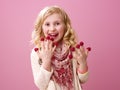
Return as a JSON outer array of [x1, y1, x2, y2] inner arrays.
[[32, 6, 77, 47]]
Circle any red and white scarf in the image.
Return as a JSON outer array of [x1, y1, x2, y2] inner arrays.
[[51, 42, 74, 90]]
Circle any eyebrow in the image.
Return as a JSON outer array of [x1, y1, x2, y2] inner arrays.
[[44, 19, 62, 23]]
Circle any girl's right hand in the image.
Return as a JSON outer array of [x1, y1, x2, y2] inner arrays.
[[34, 37, 56, 71]]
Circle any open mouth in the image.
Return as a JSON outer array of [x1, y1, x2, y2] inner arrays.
[[48, 33, 58, 38]]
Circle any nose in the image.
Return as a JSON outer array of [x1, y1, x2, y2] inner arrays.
[[50, 25, 56, 31]]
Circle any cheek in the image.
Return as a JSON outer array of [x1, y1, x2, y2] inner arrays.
[[59, 27, 65, 35], [58, 29, 65, 38], [43, 30, 47, 36], [42, 30, 47, 37]]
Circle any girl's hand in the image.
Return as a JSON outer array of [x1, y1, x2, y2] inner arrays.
[[69, 41, 91, 74], [71, 41, 91, 64], [34, 36, 56, 71], [40, 37, 56, 62]]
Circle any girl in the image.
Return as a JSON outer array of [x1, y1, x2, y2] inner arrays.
[[31, 6, 91, 90]]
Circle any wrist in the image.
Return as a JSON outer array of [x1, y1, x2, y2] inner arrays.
[[42, 61, 52, 72], [77, 63, 88, 74], [77, 60, 87, 65], [77, 66, 88, 74]]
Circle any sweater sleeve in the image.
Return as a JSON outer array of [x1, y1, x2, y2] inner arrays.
[[77, 71, 89, 83], [30, 49, 53, 90]]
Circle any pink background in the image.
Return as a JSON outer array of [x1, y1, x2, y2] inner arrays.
[[0, 0, 120, 90]]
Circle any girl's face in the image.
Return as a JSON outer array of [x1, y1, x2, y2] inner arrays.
[[42, 13, 65, 42]]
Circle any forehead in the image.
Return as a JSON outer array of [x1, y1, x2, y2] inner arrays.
[[44, 13, 63, 22]]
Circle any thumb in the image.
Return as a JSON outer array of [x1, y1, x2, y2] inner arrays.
[[34, 48, 41, 58], [86, 47, 91, 55]]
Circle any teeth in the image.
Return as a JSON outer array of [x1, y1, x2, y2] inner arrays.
[[50, 34, 53, 35], [49, 33, 56, 35], [48, 33, 58, 37]]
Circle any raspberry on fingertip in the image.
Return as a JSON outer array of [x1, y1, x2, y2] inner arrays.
[[68, 54, 73, 59], [76, 44, 80, 49], [40, 37, 44, 41], [46, 36, 50, 40], [50, 37, 54, 41], [34, 48, 39, 52], [86, 47, 91, 51], [79, 41, 84, 46], [70, 47, 75, 52]]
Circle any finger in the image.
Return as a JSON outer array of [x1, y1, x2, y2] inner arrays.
[[74, 44, 80, 55], [40, 37, 45, 50], [52, 44, 56, 52], [46, 36, 50, 40], [34, 48, 39, 52], [43, 37, 49, 50], [70, 46, 77, 59], [50, 37, 54, 42], [80, 45, 85, 53], [34, 48, 41, 57], [68, 53, 73, 59], [75, 43, 85, 60], [72, 51, 78, 60], [69, 46, 77, 59], [86, 47, 91, 55], [41, 40, 45, 50], [79, 41, 84, 46], [85, 50, 89, 56], [75, 44, 82, 56], [48, 37, 54, 50], [76, 41, 84, 53], [79, 41, 85, 53], [46, 39, 49, 50], [36, 51, 41, 57], [48, 41, 53, 50], [46, 36, 53, 50], [40, 37, 44, 41]]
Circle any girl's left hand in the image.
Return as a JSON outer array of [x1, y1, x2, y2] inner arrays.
[[70, 41, 91, 64]]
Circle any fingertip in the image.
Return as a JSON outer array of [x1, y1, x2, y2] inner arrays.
[[70, 46, 75, 52], [46, 36, 50, 40], [50, 37, 54, 41], [68, 53, 73, 59], [79, 41, 84, 46], [53, 42, 58, 47], [34, 48, 39, 52], [40, 37, 44, 41], [86, 47, 91, 51], [76, 44, 80, 49]]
